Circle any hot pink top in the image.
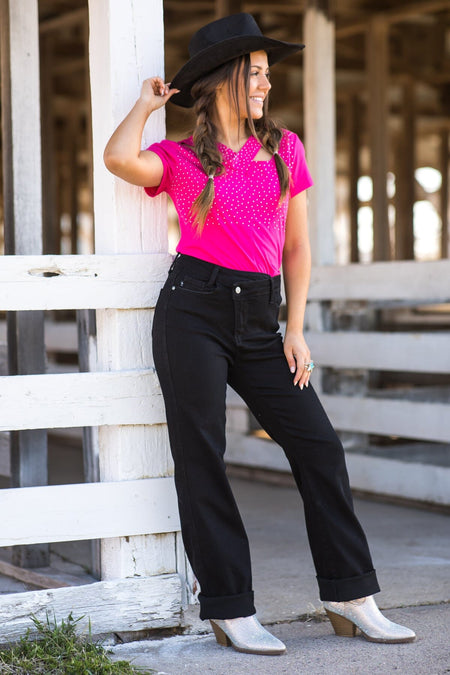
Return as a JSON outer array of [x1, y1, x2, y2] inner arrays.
[[144, 130, 313, 276]]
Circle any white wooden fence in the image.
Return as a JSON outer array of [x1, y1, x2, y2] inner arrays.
[[0, 253, 184, 641], [0, 0, 191, 644], [226, 259, 450, 507]]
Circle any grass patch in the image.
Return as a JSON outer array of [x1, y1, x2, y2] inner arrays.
[[0, 613, 154, 674]]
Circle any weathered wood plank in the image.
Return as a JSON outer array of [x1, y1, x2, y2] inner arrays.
[[1, 0, 49, 568], [227, 392, 450, 443], [225, 433, 450, 506], [0, 574, 181, 644], [0, 432, 10, 476], [346, 453, 450, 506], [0, 253, 172, 310], [0, 320, 78, 352], [308, 259, 450, 301], [321, 395, 450, 443], [88, 0, 177, 586], [0, 370, 165, 431], [304, 0, 335, 267], [2, 256, 449, 308], [0, 477, 180, 547], [305, 331, 450, 373], [0, 561, 70, 589]]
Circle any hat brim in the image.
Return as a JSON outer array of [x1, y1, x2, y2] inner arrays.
[[170, 35, 304, 108]]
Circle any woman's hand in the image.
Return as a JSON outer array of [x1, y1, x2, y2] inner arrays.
[[139, 77, 179, 113], [283, 329, 312, 389], [103, 77, 179, 186]]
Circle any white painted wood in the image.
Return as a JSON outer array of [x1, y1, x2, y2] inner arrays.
[[308, 259, 450, 301], [0, 254, 171, 310], [0, 574, 181, 644], [321, 395, 450, 443], [367, 16, 390, 260], [0, 370, 165, 431], [0, 432, 10, 476], [2, 256, 448, 309], [1, 320, 78, 352], [228, 387, 450, 444], [226, 433, 450, 506], [88, 0, 179, 589], [304, 1, 335, 267], [305, 331, 450, 373], [0, 478, 180, 546], [226, 432, 290, 473], [0, 0, 42, 254], [346, 454, 450, 506]]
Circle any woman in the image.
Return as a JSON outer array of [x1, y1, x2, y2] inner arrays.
[[104, 13, 415, 656]]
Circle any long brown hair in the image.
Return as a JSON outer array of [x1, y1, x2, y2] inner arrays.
[[188, 54, 291, 233]]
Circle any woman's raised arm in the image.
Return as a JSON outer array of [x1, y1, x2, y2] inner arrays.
[[103, 77, 179, 187]]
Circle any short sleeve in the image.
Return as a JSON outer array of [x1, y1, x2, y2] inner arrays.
[[288, 133, 314, 198], [143, 140, 176, 198]]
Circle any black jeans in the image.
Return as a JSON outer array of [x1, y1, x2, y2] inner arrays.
[[152, 254, 380, 620]]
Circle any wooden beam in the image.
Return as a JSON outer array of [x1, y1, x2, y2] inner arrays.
[[308, 259, 450, 301], [0, 478, 180, 546], [304, 0, 335, 266], [0, 0, 49, 568], [336, 1, 450, 39], [305, 331, 450, 373], [39, 7, 87, 34], [225, 432, 450, 506], [441, 130, 449, 258], [0, 575, 181, 644], [0, 253, 172, 311], [348, 95, 360, 262], [0, 560, 70, 589], [0, 370, 165, 432], [366, 16, 390, 260], [321, 395, 450, 444], [88, 0, 179, 592], [395, 81, 416, 260], [243, 2, 305, 14]]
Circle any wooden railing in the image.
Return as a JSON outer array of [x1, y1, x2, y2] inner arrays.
[[226, 259, 450, 507], [0, 253, 183, 642]]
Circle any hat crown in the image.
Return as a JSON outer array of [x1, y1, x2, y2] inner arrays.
[[189, 13, 263, 57]]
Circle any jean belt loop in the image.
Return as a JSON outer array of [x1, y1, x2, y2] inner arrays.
[[269, 275, 275, 303], [168, 252, 181, 274], [207, 266, 220, 287]]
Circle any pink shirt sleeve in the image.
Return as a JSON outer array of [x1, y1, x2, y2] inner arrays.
[[288, 132, 314, 198], [143, 140, 175, 197]]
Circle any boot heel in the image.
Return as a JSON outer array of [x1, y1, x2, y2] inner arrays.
[[210, 620, 232, 647], [325, 609, 357, 637]]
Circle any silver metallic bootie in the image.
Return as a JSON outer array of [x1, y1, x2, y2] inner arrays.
[[210, 615, 286, 655], [323, 595, 416, 643]]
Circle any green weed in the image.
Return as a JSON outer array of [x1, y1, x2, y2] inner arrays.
[[0, 612, 154, 674]]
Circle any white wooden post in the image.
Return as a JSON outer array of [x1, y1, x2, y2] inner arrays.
[[88, 0, 178, 594], [304, 0, 336, 268], [0, 0, 48, 567], [303, 0, 336, 395], [366, 16, 390, 261]]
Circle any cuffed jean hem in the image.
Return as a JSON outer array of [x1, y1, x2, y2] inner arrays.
[[199, 591, 256, 620], [318, 569, 380, 602]]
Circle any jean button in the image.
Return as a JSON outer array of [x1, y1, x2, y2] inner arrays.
[[235, 286, 241, 294]]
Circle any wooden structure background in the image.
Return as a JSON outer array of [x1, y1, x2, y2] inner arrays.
[[0, 0, 449, 643]]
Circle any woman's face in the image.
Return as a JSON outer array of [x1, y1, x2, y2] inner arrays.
[[246, 50, 271, 119], [215, 50, 271, 122]]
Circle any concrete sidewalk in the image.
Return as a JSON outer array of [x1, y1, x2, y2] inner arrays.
[[110, 477, 450, 674]]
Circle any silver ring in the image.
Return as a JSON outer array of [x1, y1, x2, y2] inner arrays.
[[304, 361, 315, 373]]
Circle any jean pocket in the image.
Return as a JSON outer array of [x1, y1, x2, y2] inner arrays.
[[177, 275, 214, 294]]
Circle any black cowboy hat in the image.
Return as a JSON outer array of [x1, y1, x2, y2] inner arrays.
[[170, 13, 304, 108]]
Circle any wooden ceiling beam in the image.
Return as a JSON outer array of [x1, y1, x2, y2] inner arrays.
[[336, 1, 450, 40], [242, 2, 306, 14], [39, 7, 87, 34]]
